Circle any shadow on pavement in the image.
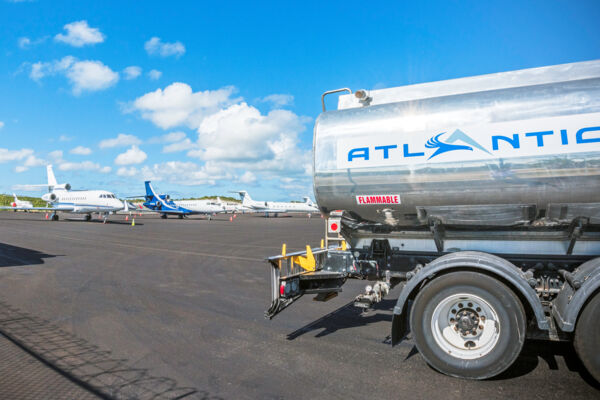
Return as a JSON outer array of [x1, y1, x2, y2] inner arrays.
[[495, 340, 600, 389], [286, 299, 600, 390], [0, 300, 222, 399], [0, 242, 58, 268], [287, 299, 395, 340]]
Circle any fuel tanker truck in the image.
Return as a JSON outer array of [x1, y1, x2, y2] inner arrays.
[[266, 60, 600, 381]]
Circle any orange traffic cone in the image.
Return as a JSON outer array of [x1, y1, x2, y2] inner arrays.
[[45, 213, 49, 219], [233, 214, 237, 219], [126, 215, 129, 221], [229, 216, 233, 222]]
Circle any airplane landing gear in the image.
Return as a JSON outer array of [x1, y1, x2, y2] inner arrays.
[[178, 214, 184, 219], [51, 214, 59, 221], [161, 214, 167, 219], [85, 214, 92, 221]]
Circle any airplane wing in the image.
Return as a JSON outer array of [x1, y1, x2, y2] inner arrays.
[[0, 205, 75, 212]]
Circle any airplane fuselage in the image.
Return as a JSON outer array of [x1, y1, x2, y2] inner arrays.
[[246, 200, 318, 214], [173, 200, 224, 214], [43, 190, 124, 214]]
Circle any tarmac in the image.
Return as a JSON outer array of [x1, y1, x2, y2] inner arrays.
[[0, 211, 598, 399]]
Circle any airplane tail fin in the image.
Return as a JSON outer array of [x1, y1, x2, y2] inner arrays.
[[237, 191, 252, 206], [144, 181, 156, 200], [303, 196, 312, 204], [13, 193, 18, 202], [47, 165, 57, 188]]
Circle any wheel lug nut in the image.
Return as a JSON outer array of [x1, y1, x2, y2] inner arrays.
[[458, 303, 463, 308], [468, 302, 473, 307], [479, 325, 484, 330]]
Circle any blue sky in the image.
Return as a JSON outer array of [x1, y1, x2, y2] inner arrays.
[[1, 1, 599, 200]]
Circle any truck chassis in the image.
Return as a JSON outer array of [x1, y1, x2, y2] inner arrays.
[[266, 215, 600, 381]]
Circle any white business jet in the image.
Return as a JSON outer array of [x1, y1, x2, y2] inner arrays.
[[11, 194, 33, 211], [5, 165, 129, 222], [234, 191, 319, 217]]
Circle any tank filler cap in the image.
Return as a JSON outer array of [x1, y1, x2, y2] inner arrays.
[[354, 89, 372, 106]]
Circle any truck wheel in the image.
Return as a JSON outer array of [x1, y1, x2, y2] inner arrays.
[[574, 292, 600, 383], [410, 271, 526, 379]]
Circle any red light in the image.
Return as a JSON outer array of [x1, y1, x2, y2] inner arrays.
[[280, 283, 285, 296], [11, 203, 16, 207], [330, 222, 338, 231]]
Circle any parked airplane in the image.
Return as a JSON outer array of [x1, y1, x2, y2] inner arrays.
[[234, 191, 319, 217], [3, 165, 129, 222], [11, 194, 33, 211], [142, 181, 225, 219]]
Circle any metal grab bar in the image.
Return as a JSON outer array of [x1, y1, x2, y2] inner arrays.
[[321, 88, 352, 112]]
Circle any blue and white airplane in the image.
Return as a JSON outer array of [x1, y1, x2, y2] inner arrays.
[[142, 181, 225, 219]]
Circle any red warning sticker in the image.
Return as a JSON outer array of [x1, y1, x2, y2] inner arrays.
[[356, 194, 401, 205]]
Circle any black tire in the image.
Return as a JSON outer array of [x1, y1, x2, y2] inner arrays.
[[574, 291, 600, 383], [52, 214, 59, 221], [410, 271, 526, 379]]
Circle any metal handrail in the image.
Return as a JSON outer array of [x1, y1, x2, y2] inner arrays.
[[321, 88, 352, 112]]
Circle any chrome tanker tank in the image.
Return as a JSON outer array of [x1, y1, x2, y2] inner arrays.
[[313, 60, 600, 227]]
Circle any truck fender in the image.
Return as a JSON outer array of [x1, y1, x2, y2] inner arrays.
[[552, 257, 600, 332], [391, 251, 548, 345]]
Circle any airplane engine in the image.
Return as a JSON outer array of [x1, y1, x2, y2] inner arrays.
[[164, 195, 170, 201], [65, 183, 71, 191], [42, 193, 58, 202]]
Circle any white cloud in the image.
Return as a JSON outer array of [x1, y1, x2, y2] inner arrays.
[[129, 83, 311, 186], [148, 69, 162, 80], [18, 36, 47, 49], [59, 135, 72, 142], [123, 66, 142, 80], [99, 133, 141, 149], [144, 37, 185, 58], [132, 82, 237, 129], [148, 131, 186, 144], [18, 37, 31, 49], [260, 94, 294, 107], [136, 161, 231, 186], [70, 146, 92, 155], [58, 160, 103, 171], [54, 20, 105, 47], [66, 60, 119, 95], [29, 56, 118, 95], [48, 150, 64, 160], [237, 171, 256, 184], [99, 166, 112, 173], [163, 138, 192, 153], [0, 121, 4, 129], [117, 166, 139, 177], [14, 154, 46, 172], [0, 148, 33, 163], [115, 145, 147, 165]]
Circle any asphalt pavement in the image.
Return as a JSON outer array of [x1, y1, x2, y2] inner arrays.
[[0, 212, 597, 399]]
